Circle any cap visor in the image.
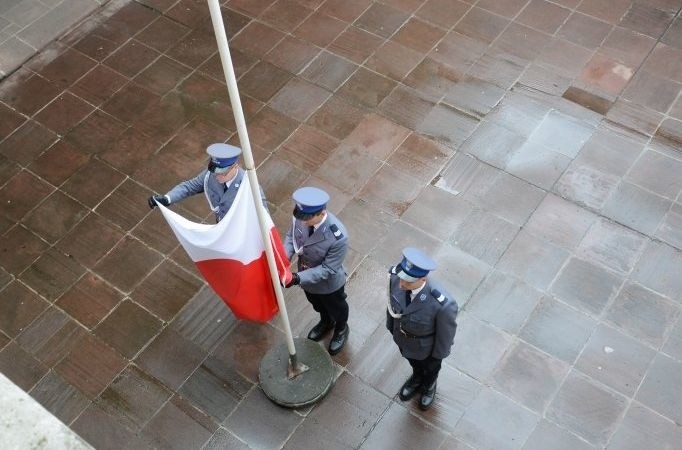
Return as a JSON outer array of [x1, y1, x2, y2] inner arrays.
[[293, 206, 318, 220], [397, 271, 419, 282], [212, 165, 233, 174]]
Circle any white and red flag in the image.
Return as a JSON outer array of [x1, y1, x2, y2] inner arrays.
[[157, 177, 291, 322]]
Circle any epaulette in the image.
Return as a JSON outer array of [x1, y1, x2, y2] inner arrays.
[[431, 288, 447, 304], [329, 223, 343, 240]]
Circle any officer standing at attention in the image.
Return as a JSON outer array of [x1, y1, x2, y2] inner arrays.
[[147, 143, 266, 222], [284, 187, 350, 355], [386, 248, 458, 410]]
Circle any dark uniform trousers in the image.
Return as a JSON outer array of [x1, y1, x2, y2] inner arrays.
[[305, 285, 348, 332], [407, 356, 442, 387]]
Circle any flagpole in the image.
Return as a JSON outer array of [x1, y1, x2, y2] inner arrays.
[[205, 0, 305, 372]]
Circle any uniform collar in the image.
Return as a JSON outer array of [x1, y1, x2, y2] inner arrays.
[[411, 281, 427, 297], [404, 280, 431, 312], [312, 212, 327, 231], [224, 168, 239, 188]]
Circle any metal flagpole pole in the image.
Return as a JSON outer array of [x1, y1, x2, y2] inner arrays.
[[204, 0, 301, 374]]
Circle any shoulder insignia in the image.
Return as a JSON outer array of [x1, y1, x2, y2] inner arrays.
[[431, 288, 447, 304], [419, 293, 427, 302], [329, 223, 344, 240]]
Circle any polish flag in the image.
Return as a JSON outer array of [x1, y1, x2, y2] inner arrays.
[[157, 176, 291, 322]]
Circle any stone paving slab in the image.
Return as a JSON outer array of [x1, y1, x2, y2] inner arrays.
[[0, 0, 107, 77], [0, 0, 681, 449]]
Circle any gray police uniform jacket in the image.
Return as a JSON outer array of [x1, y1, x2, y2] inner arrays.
[[165, 167, 266, 222], [386, 266, 458, 360], [284, 213, 348, 295]]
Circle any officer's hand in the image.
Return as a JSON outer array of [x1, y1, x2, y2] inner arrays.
[[284, 273, 300, 288], [148, 195, 170, 209]]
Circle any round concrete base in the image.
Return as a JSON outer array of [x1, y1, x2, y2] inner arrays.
[[259, 337, 335, 408]]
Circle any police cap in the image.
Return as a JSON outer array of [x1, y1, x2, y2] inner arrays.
[[207, 143, 241, 174], [292, 186, 329, 220], [397, 247, 437, 282]]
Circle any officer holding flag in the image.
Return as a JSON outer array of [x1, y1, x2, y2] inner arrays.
[[147, 143, 266, 222], [284, 187, 350, 356]]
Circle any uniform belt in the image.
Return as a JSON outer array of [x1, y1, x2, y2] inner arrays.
[[399, 324, 435, 339]]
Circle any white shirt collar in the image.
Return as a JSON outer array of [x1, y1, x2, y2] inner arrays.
[[312, 212, 327, 230], [224, 169, 239, 188], [411, 281, 427, 297]]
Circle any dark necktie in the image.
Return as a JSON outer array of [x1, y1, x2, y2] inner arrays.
[[223, 183, 228, 193], [405, 290, 412, 307], [308, 226, 315, 237]]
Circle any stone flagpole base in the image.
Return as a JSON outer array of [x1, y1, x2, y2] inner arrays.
[[259, 338, 335, 408]]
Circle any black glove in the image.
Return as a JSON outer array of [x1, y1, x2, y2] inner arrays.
[[284, 273, 300, 288], [148, 195, 170, 209]]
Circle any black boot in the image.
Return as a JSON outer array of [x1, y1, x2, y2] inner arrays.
[[399, 374, 423, 401], [307, 320, 334, 341], [328, 324, 349, 355], [419, 381, 437, 410]]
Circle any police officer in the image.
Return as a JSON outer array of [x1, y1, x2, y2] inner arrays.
[[284, 187, 350, 355], [147, 143, 266, 222], [386, 248, 458, 410]]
